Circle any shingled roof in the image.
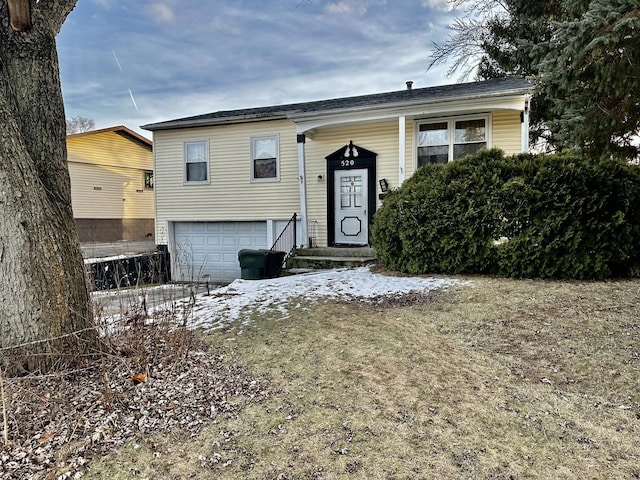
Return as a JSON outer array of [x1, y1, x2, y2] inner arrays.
[[141, 77, 531, 132]]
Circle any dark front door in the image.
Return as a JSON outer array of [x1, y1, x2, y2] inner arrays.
[[326, 141, 377, 246]]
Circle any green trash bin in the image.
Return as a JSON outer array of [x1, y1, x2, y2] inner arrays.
[[238, 249, 267, 280], [264, 250, 286, 278]]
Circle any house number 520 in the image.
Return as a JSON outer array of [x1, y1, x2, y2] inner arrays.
[[340, 159, 355, 167]]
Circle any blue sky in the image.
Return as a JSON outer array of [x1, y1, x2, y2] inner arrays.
[[57, 0, 463, 137]]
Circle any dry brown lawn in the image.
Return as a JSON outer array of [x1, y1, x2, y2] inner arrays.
[[85, 276, 640, 479]]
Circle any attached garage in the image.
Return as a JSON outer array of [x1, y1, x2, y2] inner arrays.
[[172, 221, 268, 283]]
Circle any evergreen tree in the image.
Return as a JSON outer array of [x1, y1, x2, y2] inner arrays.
[[429, 0, 575, 149], [536, 0, 640, 157]]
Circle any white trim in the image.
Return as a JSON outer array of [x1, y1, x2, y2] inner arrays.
[[250, 134, 280, 182], [167, 221, 178, 280], [414, 113, 492, 169], [266, 219, 275, 246], [297, 138, 308, 248], [183, 140, 210, 185], [398, 115, 406, 185]]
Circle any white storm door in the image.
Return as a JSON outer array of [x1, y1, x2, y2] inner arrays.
[[334, 169, 368, 245]]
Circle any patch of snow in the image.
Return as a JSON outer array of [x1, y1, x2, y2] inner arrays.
[[166, 267, 463, 330], [84, 254, 136, 264]]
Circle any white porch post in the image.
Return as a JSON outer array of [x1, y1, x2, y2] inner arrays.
[[398, 115, 406, 184], [521, 94, 531, 153], [296, 133, 309, 248]]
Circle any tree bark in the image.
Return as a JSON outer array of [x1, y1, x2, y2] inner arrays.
[[0, 0, 98, 374]]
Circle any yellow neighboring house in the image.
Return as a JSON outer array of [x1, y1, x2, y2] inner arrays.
[[66, 125, 155, 243], [142, 77, 532, 282]]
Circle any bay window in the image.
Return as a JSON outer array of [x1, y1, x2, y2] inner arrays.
[[417, 116, 488, 167]]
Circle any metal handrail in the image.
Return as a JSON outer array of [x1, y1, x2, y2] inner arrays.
[[270, 213, 297, 260]]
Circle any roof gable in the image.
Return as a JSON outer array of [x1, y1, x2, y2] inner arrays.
[[67, 125, 152, 150]]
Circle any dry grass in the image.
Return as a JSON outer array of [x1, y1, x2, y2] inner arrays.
[[84, 276, 640, 479]]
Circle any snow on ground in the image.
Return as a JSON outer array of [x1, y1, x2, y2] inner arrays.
[[174, 267, 463, 331]]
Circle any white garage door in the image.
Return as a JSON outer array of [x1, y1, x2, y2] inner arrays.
[[173, 221, 268, 283]]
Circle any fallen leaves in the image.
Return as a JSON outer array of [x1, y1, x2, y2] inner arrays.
[[0, 327, 271, 479], [132, 372, 147, 384]]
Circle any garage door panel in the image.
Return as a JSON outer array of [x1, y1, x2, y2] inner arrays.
[[222, 254, 236, 264], [191, 236, 206, 247], [193, 253, 209, 264], [207, 237, 221, 247], [207, 252, 222, 262], [174, 221, 267, 283], [238, 235, 257, 247]]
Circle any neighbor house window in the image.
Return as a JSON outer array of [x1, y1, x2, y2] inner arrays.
[[184, 141, 209, 184], [417, 116, 488, 167], [144, 170, 154, 189], [251, 135, 279, 181]]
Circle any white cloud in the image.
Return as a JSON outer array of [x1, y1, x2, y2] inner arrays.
[[421, 0, 455, 11], [324, 1, 368, 16], [146, 3, 175, 24], [58, 0, 459, 137]]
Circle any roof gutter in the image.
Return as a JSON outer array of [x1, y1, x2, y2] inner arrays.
[[141, 112, 289, 132]]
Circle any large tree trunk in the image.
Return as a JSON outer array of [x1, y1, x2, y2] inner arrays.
[[0, 0, 98, 374]]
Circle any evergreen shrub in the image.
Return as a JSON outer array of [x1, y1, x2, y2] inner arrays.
[[371, 149, 640, 279]]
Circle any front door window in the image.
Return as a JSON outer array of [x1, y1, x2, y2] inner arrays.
[[340, 175, 363, 208]]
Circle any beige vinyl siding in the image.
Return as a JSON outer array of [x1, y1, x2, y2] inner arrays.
[[67, 131, 152, 170], [492, 110, 522, 155], [68, 162, 154, 219], [154, 120, 300, 244], [304, 121, 400, 247], [154, 108, 525, 246]]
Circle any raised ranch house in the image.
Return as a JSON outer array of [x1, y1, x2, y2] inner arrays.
[[67, 126, 155, 242], [142, 77, 532, 283]]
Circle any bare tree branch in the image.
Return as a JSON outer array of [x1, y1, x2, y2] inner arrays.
[[429, 1, 508, 80], [428, 17, 489, 80]]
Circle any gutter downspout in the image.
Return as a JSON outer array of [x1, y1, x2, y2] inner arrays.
[[296, 133, 309, 248], [398, 115, 406, 184], [521, 94, 531, 153]]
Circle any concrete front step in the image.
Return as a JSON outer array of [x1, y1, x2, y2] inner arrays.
[[294, 246, 376, 258], [287, 246, 377, 270]]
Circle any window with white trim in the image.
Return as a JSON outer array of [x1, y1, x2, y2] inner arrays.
[[184, 141, 209, 184], [251, 135, 279, 181], [417, 116, 488, 167]]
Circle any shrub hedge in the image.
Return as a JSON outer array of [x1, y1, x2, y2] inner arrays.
[[371, 149, 640, 279]]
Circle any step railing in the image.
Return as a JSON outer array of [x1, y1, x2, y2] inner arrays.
[[270, 213, 297, 261]]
